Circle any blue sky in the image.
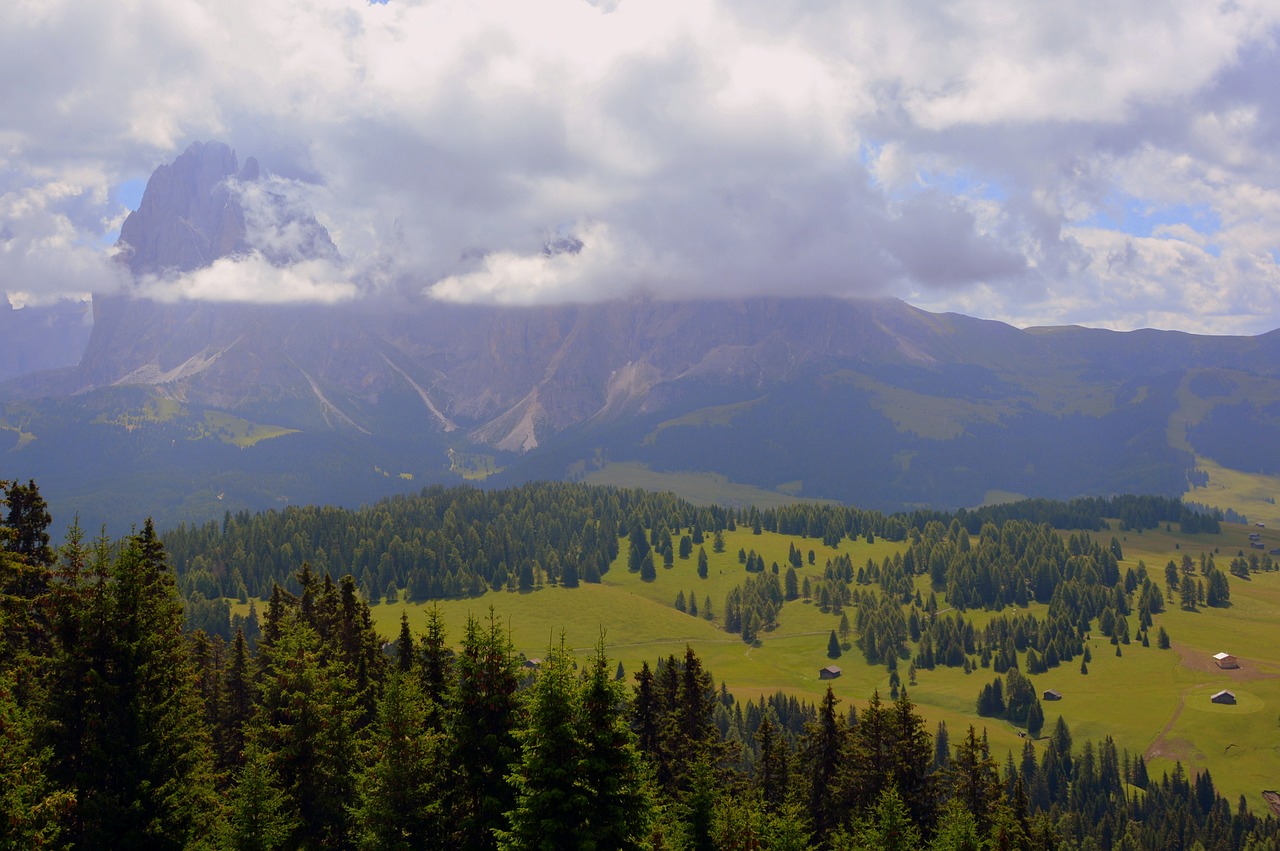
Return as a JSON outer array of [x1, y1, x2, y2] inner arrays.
[[3, 0, 1279, 334]]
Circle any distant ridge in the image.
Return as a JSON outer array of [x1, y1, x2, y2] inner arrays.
[[3, 143, 1279, 532]]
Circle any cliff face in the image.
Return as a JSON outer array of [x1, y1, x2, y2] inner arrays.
[[116, 141, 253, 276]]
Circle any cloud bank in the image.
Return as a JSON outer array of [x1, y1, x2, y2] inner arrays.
[[2, 0, 1280, 332]]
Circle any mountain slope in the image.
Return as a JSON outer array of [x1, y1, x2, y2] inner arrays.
[[2, 143, 1278, 531]]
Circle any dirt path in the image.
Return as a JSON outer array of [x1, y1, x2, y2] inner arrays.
[[1142, 640, 1279, 764], [1145, 688, 1189, 763]]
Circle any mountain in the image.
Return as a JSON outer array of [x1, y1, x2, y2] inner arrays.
[[0, 298, 93, 382], [3, 142, 1280, 532]]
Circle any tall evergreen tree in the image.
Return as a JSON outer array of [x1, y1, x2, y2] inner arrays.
[[450, 610, 522, 850], [251, 608, 358, 847], [499, 643, 587, 850], [353, 671, 446, 849], [43, 520, 218, 849], [221, 741, 298, 851], [799, 686, 849, 840]]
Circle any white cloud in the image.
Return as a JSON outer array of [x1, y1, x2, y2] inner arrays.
[[135, 254, 358, 304], [0, 0, 1278, 331]]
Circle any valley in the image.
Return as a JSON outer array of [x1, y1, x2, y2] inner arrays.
[[351, 518, 1280, 809]]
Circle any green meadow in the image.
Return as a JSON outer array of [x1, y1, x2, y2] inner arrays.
[[355, 521, 1280, 809], [583, 461, 832, 509]]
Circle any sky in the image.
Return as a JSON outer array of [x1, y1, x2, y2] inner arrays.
[[3, 0, 1280, 334]]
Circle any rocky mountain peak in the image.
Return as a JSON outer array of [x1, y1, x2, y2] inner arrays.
[[115, 142, 338, 277], [117, 141, 250, 276]]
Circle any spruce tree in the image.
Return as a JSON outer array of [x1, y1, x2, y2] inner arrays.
[[216, 626, 254, 776], [251, 608, 358, 847], [44, 520, 218, 849], [827, 629, 842, 659], [222, 741, 298, 850], [799, 686, 848, 839], [450, 610, 521, 850], [353, 671, 445, 848], [501, 643, 587, 849]]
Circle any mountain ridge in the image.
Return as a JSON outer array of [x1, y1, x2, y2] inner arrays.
[[3, 142, 1278, 531]]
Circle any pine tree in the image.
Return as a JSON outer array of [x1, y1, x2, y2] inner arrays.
[[799, 686, 849, 839], [450, 610, 522, 850], [575, 638, 654, 849], [755, 710, 790, 812], [827, 629, 842, 659], [418, 603, 453, 731], [0, 666, 71, 847], [216, 626, 254, 777], [44, 520, 219, 849], [221, 741, 298, 851], [640, 551, 657, 582], [354, 671, 446, 848], [501, 639, 652, 850], [251, 608, 358, 847], [396, 610, 415, 672], [697, 547, 709, 579]]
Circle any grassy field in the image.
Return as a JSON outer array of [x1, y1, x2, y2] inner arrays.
[[1183, 456, 1280, 529], [356, 520, 1280, 810], [582, 461, 833, 510]]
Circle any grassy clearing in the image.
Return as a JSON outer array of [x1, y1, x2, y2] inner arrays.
[[582, 462, 832, 509], [642, 398, 766, 445], [357, 521, 1280, 808], [0, 423, 36, 449], [1183, 457, 1280, 529], [448, 450, 503, 480], [200, 411, 297, 447]]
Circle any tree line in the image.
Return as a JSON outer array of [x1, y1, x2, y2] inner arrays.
[[4, 478, 1275, 849]]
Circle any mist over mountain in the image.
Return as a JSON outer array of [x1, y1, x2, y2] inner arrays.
[[0, 299, 93, 382], [2, 142, 1279, 532]]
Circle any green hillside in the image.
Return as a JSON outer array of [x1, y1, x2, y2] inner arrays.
[[359, 520, 1280, 808]]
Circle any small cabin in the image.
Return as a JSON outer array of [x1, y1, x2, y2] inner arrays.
[[1213, 652, 1239, 669], [1043, 688, 1062, 701], [1211, 690, 1236, 705], [819, 665, 842, 680], [523, 658, 542, 670]]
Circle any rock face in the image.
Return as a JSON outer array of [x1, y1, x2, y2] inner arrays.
[[117, 141, 252, 275], [51, 142, 986, 447]]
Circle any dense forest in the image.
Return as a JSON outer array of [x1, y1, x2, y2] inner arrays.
[[160, 483, 1217, 608], [3, 478, 1276, 849]]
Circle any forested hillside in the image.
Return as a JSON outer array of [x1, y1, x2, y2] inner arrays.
[[5, 478, 1276, 848]]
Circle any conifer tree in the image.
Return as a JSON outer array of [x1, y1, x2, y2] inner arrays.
[[396, 610, 415, 672], [354, 671, 445, 848], [0, 666, 70, 847], [217, 626, 254, 776], [251, 607, 358, 847], [799, 686, 849, 839], [44, 520, 218, 849], [450, 610, 522, 850], [827, 629, 842, 659], [222, 741, 298, 851], [500, 643, 587, 850], [755, 710, 790, 812]]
